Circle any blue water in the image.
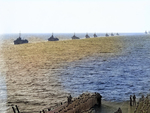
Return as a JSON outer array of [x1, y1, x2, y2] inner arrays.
[[0, 74, 7, 113], [0, 39, 7, 113], [0, 33, 149, 112], [58, 35, 150, 102]]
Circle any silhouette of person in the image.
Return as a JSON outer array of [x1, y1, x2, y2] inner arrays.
[[114, 107, 122, 113], [118, 108, 122, 113], [67, 95, 72, 104], [130, 95, 132, 106], [97, 93, 102, 106], [133, 95, 136, 106]]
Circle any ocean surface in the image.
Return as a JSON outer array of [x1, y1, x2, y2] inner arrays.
[[0, 75, 7, 113], [0, 40, 7, 113], [0, 32, 149, 112], [57, 34, 150, 102], [0, 32, 144, 41]]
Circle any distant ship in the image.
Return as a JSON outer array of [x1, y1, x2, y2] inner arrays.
[[14, 32, 28, 45], [145, 31, 148, 34], [111, 33, 114, 36], [48, 33, 59, 41], [85, 33, 90, 38], [116, 33, 119, 36], [105, 33, 109, 37], [93, 33, 97, 37], [72, 33, 80, 39]]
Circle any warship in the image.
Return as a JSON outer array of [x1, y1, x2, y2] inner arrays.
[[71, 33, 80, 39], [116, 33, 119, 36], [85, 33, 90, 38], [93, 33, 97, 37], [145, 31, 148, 34], [111, 33, 114, 36], [48, 33, 59, 41], [105, 33, 109, 37], [14, 32, 28, 45]]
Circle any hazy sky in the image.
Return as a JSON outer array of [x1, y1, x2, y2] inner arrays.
[[0, 0, 149, 33]]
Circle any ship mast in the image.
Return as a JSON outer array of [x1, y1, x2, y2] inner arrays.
[[19, 31, 21, 38]]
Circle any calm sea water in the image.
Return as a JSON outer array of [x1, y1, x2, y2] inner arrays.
[[57, 34, 150, 102], [0, 32, 144, 40], [0, 32, 149, 112], [0, 75, 7, 113], [0, 40, 7, 113]]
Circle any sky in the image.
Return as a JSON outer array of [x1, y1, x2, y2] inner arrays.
[[0, 0, 150, 34]]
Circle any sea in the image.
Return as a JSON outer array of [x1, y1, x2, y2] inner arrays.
[[0, 32, 150, 112], [0, 32, 144, 40]]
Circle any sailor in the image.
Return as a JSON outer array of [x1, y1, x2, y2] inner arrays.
[[133, 95, 136, 106], [114, 107, 122, 113], [67, 95, 72, 104], [96, 93, 102, 106], [130, 95, 132, 106]]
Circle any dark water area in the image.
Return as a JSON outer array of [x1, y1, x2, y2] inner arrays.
[[58, 35, 150, 102]]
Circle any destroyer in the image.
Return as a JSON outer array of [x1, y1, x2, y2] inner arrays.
[[111, 33, 114, 36], [72, 33, 80, 39], [48, 33, 59, 41], [14, 33, 28, 45], [85, 33, 90, 38], [105, 33, 109, 37], [93, 33, 97, 37]]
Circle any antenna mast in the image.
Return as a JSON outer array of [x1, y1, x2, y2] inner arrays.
[[19, 31, 21, 37]]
